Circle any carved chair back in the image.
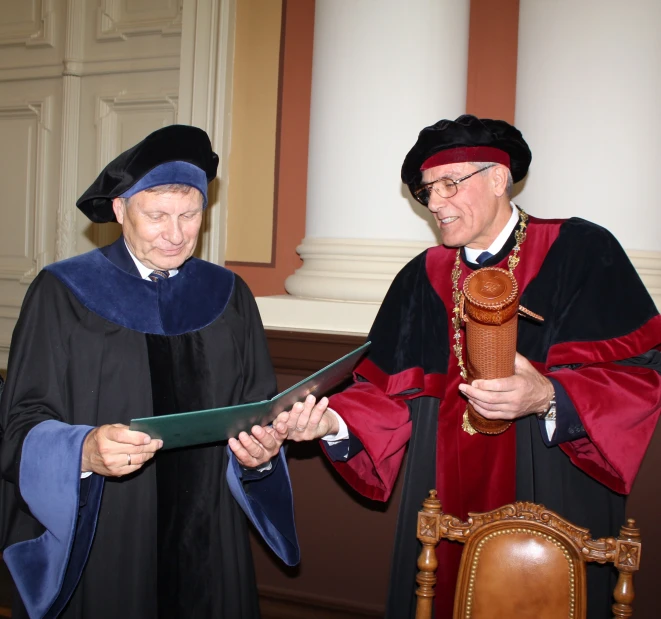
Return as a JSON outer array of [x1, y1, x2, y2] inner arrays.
[[415, 491, 641, 619]]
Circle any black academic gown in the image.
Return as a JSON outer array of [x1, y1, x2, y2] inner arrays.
[[0, 238, 298, 619], [325, 215, 661, 619]]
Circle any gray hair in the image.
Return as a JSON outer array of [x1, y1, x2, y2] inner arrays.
[[469, 162, 513, 198]]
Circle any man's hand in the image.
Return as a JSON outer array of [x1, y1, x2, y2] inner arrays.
[[82, 424, 163, 477], [228, 395, 337, 468], [458, 353, 554, 420], [228, 422, 289, 469], [273, 394, 336, 442]]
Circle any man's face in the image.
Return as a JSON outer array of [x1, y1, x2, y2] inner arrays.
[[112, 188, 204, 271], [421, 162, 507, 249]]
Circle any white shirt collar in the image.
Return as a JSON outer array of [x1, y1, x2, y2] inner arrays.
[[463, 203, 519, 264], [124, 240, 179, 280]]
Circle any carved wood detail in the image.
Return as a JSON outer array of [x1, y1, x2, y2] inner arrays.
[[414, 491, 642, 619], [436, 501, 622, 564], [415, 491, 442, 619]]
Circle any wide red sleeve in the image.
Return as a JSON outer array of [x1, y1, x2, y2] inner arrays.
[[548, 362, 661, 494], [526, 223, 661, 495], [322, 381, 412, 502]]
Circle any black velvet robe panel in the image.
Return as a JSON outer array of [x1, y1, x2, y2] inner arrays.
[[0, 249, 276, 618]]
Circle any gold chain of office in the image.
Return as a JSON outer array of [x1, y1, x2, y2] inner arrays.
[[450, 207, 529, 435]]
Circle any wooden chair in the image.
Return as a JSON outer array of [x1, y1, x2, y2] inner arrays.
[[415, 490, 641, 619]]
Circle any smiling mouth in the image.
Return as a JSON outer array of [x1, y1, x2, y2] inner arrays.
[[439, 216, 459, 225]]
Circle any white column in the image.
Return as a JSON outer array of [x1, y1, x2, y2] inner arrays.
[[516, 0, 661, 248], [515, 0, 661, 305], [282, 0, 470, 307]]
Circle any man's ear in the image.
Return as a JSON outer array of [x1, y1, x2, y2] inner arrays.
[[490, 165, 509, 198], [112, 197, 126, 224]]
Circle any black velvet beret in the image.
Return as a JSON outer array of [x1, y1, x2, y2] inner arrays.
[[401, 114, 532, 195], [76, 125, 219, 223]]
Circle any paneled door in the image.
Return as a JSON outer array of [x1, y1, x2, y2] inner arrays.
[[0, 0, 234, 368]]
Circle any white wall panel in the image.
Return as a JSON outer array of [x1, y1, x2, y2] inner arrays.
[[0, 106, 42, 278], [0, 87, 61, 263], [97, 0, 181, 40], [83, 0, 181, 65], [516, 0, 661, 252], [0, 0, 64, 76], [0, 80, 61, 367], [0, 0, 55, 47]]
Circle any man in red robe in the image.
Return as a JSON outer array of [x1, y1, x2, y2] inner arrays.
[[277, 115, 661, 619]]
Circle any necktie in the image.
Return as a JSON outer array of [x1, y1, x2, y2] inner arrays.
[[148, 270, 170, 282], [476, 251, 493, 265]]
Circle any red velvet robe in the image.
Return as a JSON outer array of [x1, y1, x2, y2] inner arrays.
[[325, 215, 661, 619]]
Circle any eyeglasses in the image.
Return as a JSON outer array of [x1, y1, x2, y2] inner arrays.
[[412, 164, 495, 206]]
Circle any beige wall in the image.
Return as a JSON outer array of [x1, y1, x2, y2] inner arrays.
[[225, 0, 283, 264], [229, 0, 313, 296]]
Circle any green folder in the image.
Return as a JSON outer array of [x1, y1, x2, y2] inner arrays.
[[129, 341, 370, 450]]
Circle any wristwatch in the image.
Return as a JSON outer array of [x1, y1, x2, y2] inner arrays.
[[538, 394, 557, 421]]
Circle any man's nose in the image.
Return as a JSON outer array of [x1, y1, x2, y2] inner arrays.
[[427, 192, 448, 213], [164, 217, 184, 244]]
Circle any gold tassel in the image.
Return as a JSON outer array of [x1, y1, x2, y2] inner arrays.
[[462, 410, 477, 435]]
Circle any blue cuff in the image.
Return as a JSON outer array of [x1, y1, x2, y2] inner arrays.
[[4, 420, 105, 619], [240, 456, 278, 482], [539, 377, 586, 446], [226, 447, 299, 566], [325, 430, 365, 462], [324, 439, 350, 461]]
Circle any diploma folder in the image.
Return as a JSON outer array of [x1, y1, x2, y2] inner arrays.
[[130, 341, 370, 450]]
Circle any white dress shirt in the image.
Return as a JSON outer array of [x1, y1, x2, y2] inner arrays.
[[125, 241, 179, 279], [463, 203, 518, 264]]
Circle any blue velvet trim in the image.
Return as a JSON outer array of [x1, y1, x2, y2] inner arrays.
[[226, 448, 300, 566], [240, 458, 277, 482], [119, 161, 209, 207], [3, 420, 105, 619], [45, 249, 235, 335]]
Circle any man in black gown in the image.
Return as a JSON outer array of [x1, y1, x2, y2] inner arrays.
[[0, 125, 298, 619], [278, 115, 661, 618]]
